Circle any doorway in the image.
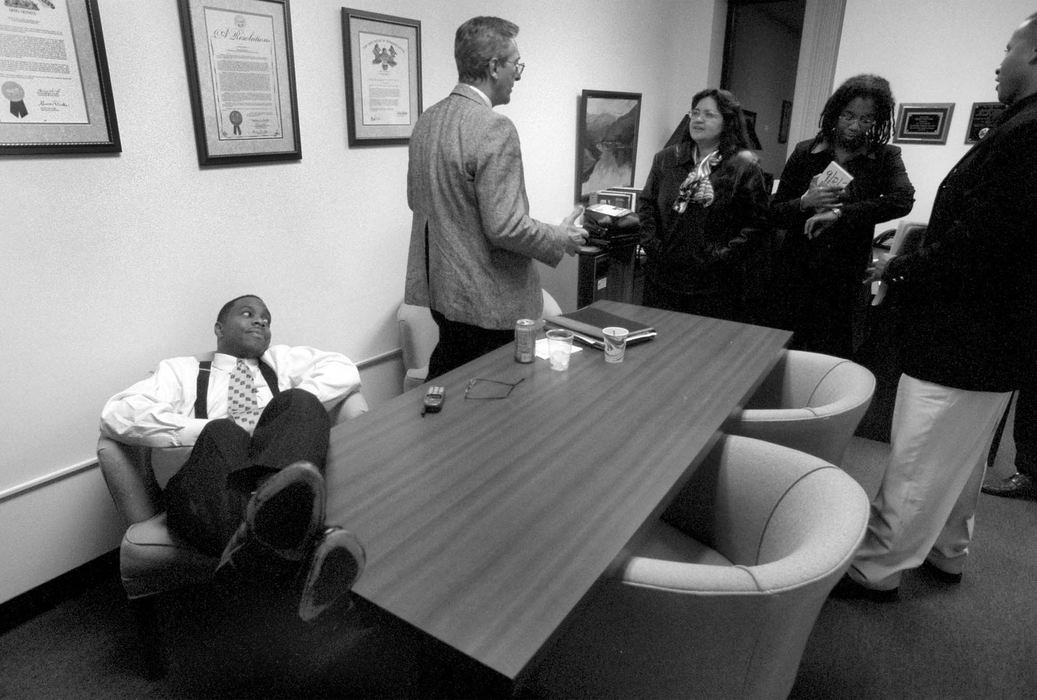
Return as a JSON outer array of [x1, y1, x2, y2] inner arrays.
[[721, 0, 805, 180]]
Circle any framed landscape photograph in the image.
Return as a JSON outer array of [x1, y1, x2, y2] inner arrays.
[[576, 90, 642, 203], [0, 0, 121, 155], [893, 103, 954, 145], [342, 7, 422, 146], [178, 0, 301, 165]]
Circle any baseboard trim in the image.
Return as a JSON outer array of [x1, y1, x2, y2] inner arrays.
[[0, 548, 121, 636]]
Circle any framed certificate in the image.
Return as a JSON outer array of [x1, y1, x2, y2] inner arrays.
[[341, 7, 422, 146], [893, 103, 954, 145], [0, 0, 120, 155], [178, 0, 301, 165]]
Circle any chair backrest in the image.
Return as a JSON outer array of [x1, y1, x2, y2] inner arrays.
[[659, 435, 867, 570], [541, 288, 562, 318], [396, 303, 438, 383], [525, 435, 868, 699], [729, 349, 876, 466]]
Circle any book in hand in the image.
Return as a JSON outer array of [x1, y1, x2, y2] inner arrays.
[[546, 307, 656, 350], [817, 160, 853, 189]]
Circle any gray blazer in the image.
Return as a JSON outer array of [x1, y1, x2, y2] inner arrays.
[[405, 84, 566, 329]]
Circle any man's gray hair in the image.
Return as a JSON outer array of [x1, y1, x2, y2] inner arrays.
[[455, 16, 518, 84]]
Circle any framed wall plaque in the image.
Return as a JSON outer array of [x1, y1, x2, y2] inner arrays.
[[178, 0, 301, 165], [893, 103, 954, 145], [965, 102, 1006, 144], [0, 0, 120, 155], [575, 90, 642, 203], [341, 7, 422, 146]]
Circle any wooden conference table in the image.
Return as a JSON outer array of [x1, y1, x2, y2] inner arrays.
[[324, 300, 791, 682]]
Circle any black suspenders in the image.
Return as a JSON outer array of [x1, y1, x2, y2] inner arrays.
[[194, 359, 281, 418]]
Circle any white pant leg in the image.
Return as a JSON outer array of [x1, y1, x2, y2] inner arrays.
[[927, 433, 990, 573], [850, 374, 1009, 589]]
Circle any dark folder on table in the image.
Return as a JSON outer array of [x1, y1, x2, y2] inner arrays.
[[546, 307, 657, 350]]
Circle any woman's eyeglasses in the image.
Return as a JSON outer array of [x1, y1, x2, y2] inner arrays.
[[838, 111, 876, 127], [688, 109, 722, 121]]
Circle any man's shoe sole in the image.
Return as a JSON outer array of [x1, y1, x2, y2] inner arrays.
[[298, 527, 366, 623]]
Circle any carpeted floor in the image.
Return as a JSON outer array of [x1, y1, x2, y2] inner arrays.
[[2, 437, 1036, 698]]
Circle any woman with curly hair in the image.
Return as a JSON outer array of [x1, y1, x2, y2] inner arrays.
[[637, 88, 770, 322], [772, 74, 916, 358]]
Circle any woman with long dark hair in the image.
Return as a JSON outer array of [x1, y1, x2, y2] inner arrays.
[[772, 74, 915, 357], [637, 88, 770, 321]]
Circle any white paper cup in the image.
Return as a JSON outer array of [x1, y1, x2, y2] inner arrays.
[[602, 327, 629, 363]]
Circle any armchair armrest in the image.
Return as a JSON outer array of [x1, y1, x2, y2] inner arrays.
[[404, 366, 429, 393], [97, 435, 163, 525], [326, 388, 369, 425]]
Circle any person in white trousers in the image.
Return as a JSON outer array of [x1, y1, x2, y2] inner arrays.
[[834, 12, 1037, 601]]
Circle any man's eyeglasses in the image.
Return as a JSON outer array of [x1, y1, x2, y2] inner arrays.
[[838, 111, 876, 127], [496, 57, 525, 78], [464, 377, 525, 400]]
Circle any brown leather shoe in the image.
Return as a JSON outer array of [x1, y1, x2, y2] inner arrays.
[[981, 472, 1037, 500]]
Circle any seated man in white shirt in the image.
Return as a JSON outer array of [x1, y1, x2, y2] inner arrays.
[[100, 294, 364, 622]]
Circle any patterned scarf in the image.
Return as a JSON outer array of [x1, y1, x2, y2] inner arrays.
[[673, 148, 721, 214]]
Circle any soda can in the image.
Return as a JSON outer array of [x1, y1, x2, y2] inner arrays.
[[514, 319, 536, 363]]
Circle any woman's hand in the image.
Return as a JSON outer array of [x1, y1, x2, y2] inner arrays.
[[801, 174, 845, 211], [803, 209, 841, 239]]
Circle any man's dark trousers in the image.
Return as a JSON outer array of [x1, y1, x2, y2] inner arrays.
[[165, 388, 330, 556], [427, 309, 513, 380]]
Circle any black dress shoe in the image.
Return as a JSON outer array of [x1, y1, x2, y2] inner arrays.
[[829, 573, 899, 603], [920, 560, 962, 584], [297, 527, 366, 622], [217, 461, 327, 578], [981, 472, 1037, 500]]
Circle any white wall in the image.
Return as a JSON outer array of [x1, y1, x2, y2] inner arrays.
[[1, 0, 718, 603], [835, 0, 1034, 227]]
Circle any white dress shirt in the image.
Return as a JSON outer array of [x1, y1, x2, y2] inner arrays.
[[100, 345, 361, 448]]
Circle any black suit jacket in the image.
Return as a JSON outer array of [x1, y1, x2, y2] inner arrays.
[[886, 92, 1037, 391]]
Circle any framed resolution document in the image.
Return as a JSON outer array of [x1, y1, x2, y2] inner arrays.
[[178, 0, 301, 165]]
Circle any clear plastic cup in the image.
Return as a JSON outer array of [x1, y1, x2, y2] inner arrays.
[[546, 329, 574, 371]]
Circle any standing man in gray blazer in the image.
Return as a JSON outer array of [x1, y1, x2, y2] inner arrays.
[[405, 16, 587, 379]]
